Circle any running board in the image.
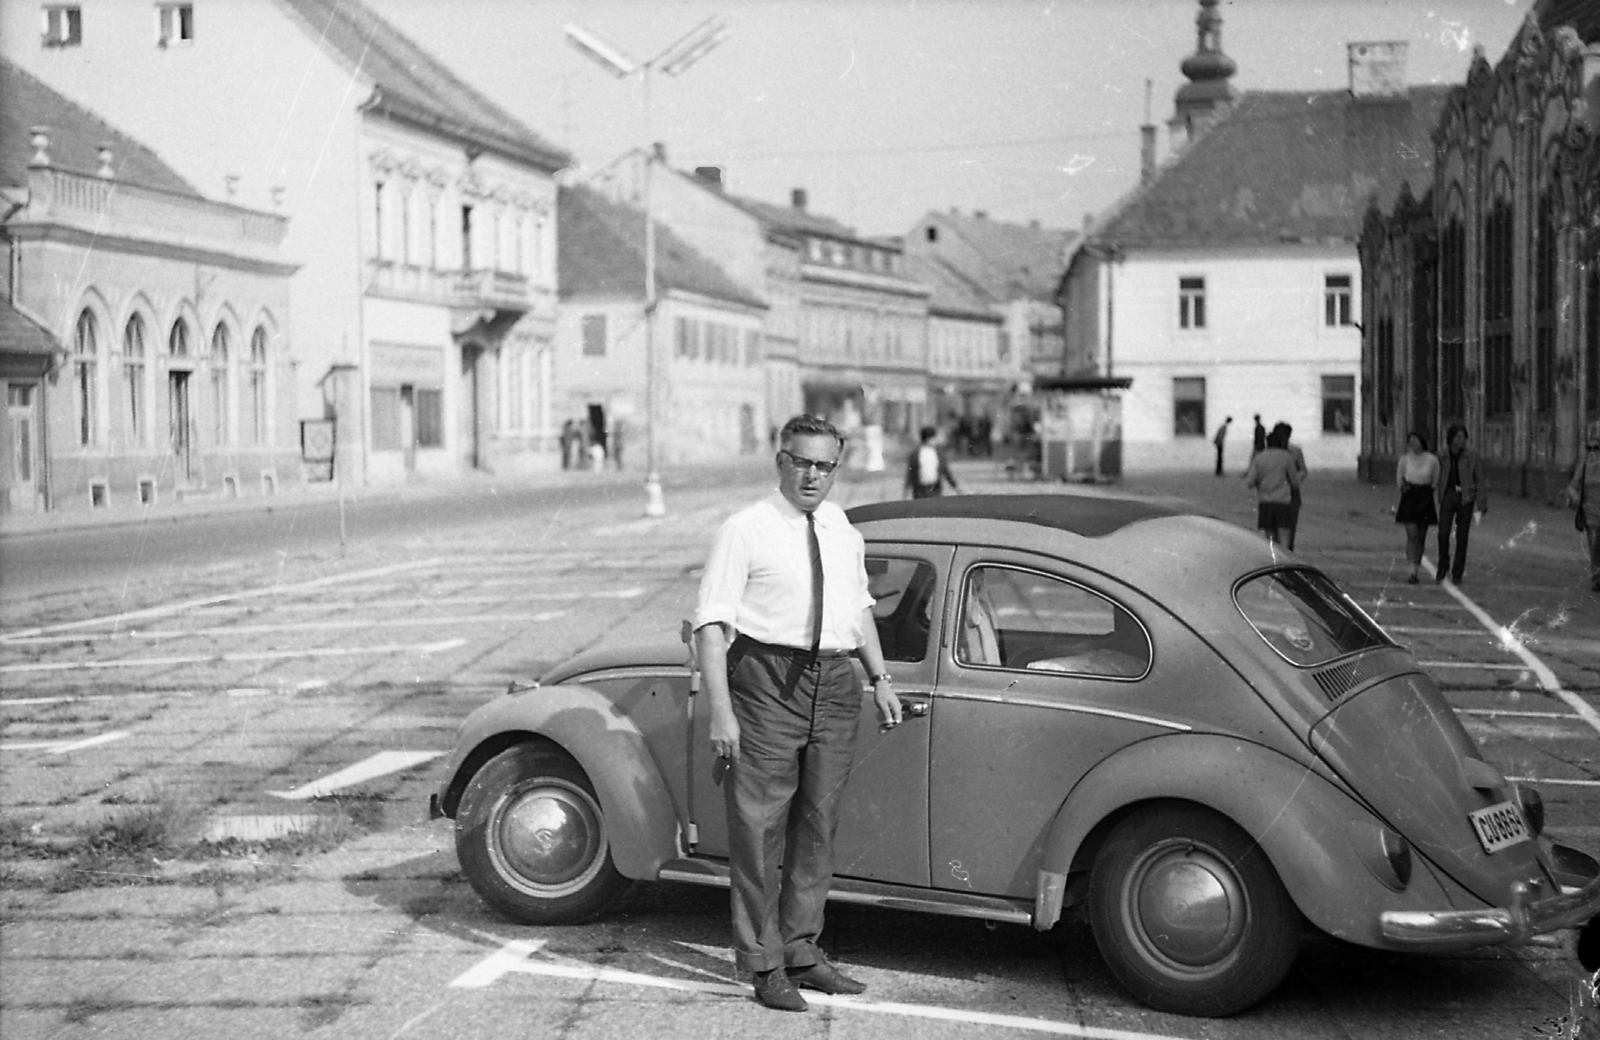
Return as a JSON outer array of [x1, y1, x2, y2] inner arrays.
[[657, 859, 1035, 927]]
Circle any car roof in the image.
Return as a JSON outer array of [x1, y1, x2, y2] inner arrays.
[[847, 494, 1185, 539]]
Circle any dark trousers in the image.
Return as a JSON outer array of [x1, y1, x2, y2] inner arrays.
[[1214, 444, 1224, 476], [1585, 523, 1600, 591], [1437, 490, 1474, 581], [1286, 487, 1301, 550], [724, 641, 861, 974]]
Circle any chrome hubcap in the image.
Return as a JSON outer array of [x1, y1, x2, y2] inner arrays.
[[1129, 841, 1246, 968], [489, 780, 605, 896]]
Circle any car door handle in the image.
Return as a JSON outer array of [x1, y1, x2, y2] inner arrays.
[[905, 701, 929, 717]]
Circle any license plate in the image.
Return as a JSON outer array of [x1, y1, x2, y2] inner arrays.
[[1469, 801, 1530, 854]]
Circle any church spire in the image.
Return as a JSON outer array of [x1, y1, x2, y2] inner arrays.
[[1171, 0, 1238, 146]]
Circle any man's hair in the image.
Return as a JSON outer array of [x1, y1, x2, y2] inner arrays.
[[779, 413, 844, 449], [1272, 421, 1292, 439], [1445, 423, 1468, 444], [1266, 427, 1287, 449], [920, 425, 937, 442]]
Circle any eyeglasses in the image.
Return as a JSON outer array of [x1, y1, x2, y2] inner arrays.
[[779, 450, 840, 476]]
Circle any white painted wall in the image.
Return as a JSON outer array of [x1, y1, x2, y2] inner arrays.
[[1100, 245, 1362, 474]]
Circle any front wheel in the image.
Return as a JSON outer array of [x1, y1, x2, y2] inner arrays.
[[455, 744, 631, 924], [1088, 804, 1302, 1016]]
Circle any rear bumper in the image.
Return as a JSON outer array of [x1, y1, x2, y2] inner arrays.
[[1380, 846, 1600, 948]]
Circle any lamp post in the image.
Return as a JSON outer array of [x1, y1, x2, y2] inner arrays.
[[566, 17, 729, 518]]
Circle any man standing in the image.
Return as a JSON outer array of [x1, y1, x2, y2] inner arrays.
[[1435, 424, 1487, 584], [1212, 416, 1233, 476], [1274, 422, 1308, 550], [694, 414, 902, 1013], [905, 425, 960, 498], [1250, 414, 1266, 464]]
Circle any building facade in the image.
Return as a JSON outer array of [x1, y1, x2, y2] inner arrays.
[[2, 61, 298, 515], [556, 185, 767, 466], [0, 0, 568, 489], [1359, 2, 1600, 499], [1058, 1, 1444, 474], [904, 253, 1008, 449]]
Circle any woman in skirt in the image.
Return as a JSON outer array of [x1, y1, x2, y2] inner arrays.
[[1395, 431, 1440, 583]]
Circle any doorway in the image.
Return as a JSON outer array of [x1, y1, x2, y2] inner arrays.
[[169, 370, 195, 484], [6, 384, 38, 512]]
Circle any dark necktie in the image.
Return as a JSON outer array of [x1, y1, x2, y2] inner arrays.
[[806, 511, 823, 662]]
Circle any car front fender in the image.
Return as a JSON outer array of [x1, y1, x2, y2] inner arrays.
[[434, 684, 681, 882], [1032, 733, 1461, 946]]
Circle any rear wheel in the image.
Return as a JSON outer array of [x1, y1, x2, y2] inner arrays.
[[455, 744, 630, 924], [1088, 804, 1301, 1016]]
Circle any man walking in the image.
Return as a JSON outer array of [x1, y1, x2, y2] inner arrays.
[[1250, 414, 1267, 464], [1274, 422, 1308, 550], [1435, 424, 1487, 584], [694, 414, 902, 1012], [1212, 416, 1233, 476], [905, 425, 960, 498]]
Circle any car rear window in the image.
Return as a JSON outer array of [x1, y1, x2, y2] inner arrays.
[[1234, 568, 1393, 667]]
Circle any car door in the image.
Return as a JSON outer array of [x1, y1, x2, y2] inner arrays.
[[927, 547, 1174, 900], [831, 545, 953, 887]]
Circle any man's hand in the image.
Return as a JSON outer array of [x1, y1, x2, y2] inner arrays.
[[874, 681, 902, 731], [710, 707, 740, 761]]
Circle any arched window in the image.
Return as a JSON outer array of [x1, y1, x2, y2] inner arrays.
[[74, 309, 98, 446], [1482, 165, 1514, 418], [211, 324, 231, 445], [249, 326, 269, 445], [1439, 186, 1466, 422], [169, 319, 189, 357], [124, 314, 147, 443]]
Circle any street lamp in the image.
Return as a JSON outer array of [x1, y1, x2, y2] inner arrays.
[[565, 17, 730, 518]]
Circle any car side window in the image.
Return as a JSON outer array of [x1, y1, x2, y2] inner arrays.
[[956, 565, 1150, 680], [867, 556, 938, 663]]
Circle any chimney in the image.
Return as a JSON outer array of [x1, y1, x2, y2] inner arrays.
[[652, 141, 667, 162], [1348, 41, 1408, 98], [791, 187, 807, 211], [1140, 78, 1157, 184], [694, 166, 723, 190], [974, 210, 988, 220], [97, 144, 115, 179]]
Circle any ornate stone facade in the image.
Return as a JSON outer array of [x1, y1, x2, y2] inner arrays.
[[1359, 9, 1600, 499]]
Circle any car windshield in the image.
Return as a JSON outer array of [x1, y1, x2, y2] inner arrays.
[[1234, 568, 1394, 667]]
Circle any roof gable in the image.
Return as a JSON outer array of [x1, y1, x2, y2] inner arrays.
[[915, 211, 1078, 301], [1095, 86, 1452, 249], [0, 58, 199, 197], [273, 0, 568, 172], [557, 185, 766, 311]]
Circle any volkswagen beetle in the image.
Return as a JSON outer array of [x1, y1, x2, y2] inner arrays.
[[429, 494, 1600, 1016]]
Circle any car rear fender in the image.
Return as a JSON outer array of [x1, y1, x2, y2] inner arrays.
[[1033, 734, 1459, 945], [436, 684, 681, 881]]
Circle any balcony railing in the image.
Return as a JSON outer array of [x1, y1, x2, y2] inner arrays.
[[366, 260, 538, 314], [453, 268, 533, 312]]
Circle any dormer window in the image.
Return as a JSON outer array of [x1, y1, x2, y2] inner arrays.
[[42, 6, 82, 47], [156, 3, 193, 47]]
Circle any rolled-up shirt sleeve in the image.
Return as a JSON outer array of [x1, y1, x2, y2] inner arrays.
[[694, 515, 752, 634]]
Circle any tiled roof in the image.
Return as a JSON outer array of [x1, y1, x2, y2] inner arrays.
[[904, 254, 998, 321], [274, 0, 569, 172], [913, 211, 1077, 301], [0, 58, 199, 196], [1093, 86, 1453, 248], [558, 185, 767, 311], [0, 298, 59, 359], [719, 192, 863, 243]]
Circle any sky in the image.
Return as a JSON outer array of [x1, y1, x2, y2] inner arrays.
[[365, 0, 1537, 239]]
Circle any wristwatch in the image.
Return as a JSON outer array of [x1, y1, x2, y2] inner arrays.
[[869, 673, 893, 685]]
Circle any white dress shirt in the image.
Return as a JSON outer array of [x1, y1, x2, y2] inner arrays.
[[694, 493, 874, 652]]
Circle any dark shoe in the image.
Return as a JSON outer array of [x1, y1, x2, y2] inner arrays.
[[1407, 574, 1418, 585], [788, 960, 866, 995], [752, 969, 808, 1012], [1435, 573, 1448, 584]]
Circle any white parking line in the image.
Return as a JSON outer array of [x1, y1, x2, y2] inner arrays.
[[268, 750, 445, 800], [5, 614, 565, 645], [0, 557, 450, 642], [450, 939, 1192, 1039], [1459, 708, 1584, 719], [0, 731, 130, 754], [1505, 777, 1600, 788], [0, 637, 467, 673], [1425, 561, 1600, 738]]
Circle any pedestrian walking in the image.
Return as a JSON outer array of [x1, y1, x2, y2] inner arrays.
[[1250, 414, 1266, 463], [693, 413, 902, 1013], [905, 425, 960, 499], [559, 419, 578, 470], [1564, 419, 1600, 593], [1275, 423, 1308, 550], [611, 417, 626, 470], [1243, 426, 1301, 546], [1394, 431, 1440, 584], [1212, 416, 1232, 476], [1435, 424, 1487, 584]]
